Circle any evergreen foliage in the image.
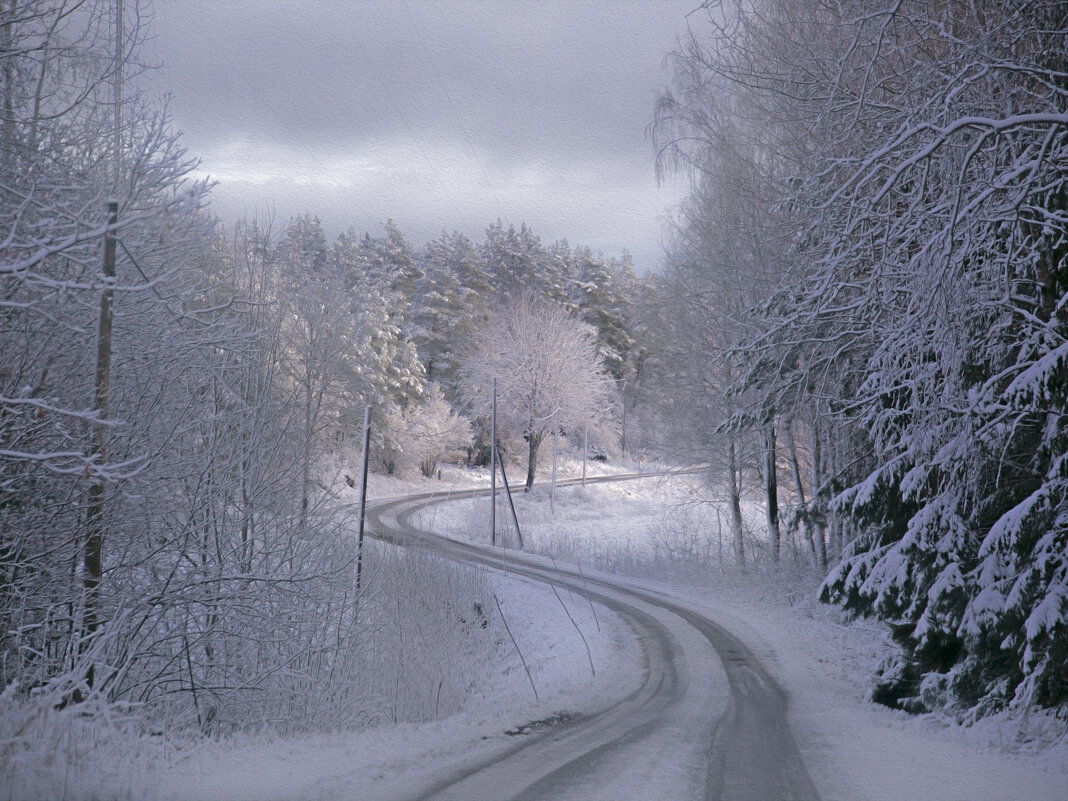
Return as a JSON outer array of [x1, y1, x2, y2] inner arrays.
[[653, 0, 1068, 716]]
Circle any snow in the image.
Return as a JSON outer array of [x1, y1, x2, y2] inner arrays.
[[19, 564, 642, 801], [979, 482, 1053, 558], [5, 465, 1065, 801], [667, 582, 1067, 801], [1006, 340, 1068, 403], [417, 470, 1068, 801], [1025, 584, 1068, 645]]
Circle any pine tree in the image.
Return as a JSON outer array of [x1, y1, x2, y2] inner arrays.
[[482, 220, 544, 301], [358, 220, 423, 332], [333, 226, 426, 410], [410, 231, 488, 401], [569, 248, 640, 381]]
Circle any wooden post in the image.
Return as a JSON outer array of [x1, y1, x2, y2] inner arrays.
[[491, 378, 497, 545], [355, 406, 370, 593], [84, 200, 118, 675], [550, 411, 558, 515], [496, 449, 523, 548], [582, 417, 588, 487]]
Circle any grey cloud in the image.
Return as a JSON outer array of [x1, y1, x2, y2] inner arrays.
[[144, 0, 694, 268]]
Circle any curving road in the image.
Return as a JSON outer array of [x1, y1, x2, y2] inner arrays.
[[365, 473, 819, 801]]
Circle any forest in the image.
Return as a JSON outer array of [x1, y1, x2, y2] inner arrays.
[[1, 0, 1065, 776], [651, 0, 1068, 717]]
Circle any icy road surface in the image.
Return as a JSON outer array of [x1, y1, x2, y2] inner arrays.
[[142, 471, 1067, 801], [369, 475, 819, 801]]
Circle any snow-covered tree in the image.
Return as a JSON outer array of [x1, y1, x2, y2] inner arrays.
[[409, 231, 488, 401], [652, 0, 1068, 715], [275, 217, 369, 514], [482, 220, 546, 302], [358, 219, 423, 331], [0, 0, 217, 701], [569, 247, 640, 382], [381, 384, 472, 478], [333, 225, 426, 410], [0, 0, 398, 722], [810, 2, 1068, 715], [652, 70, 803, 565], [461, 295, 613, 489]]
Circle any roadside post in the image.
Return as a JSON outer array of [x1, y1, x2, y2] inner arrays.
[[491, 378, 497, 545], [355, 406, 370, 593]]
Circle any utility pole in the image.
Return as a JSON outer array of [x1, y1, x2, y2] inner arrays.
[[490, 378, 497, 546], [355, 406, 370, 593], [550, 412, 558, 515], [495, 449, 523, 548], [113, 0, 123, 187], [582, 416, 588, 487], [84, 200, 118, 676], [79, 1, 122, 693]]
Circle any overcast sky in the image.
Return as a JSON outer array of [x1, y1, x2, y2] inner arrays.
[[143, 1, 697, 271]]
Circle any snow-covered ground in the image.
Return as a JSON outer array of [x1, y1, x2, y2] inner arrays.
[[682, 582, 1068, 801], [142, 571, 643, 801], [2, 564, 644, 801], [416, 469, 1068, 801], [6, 463, 1065, 801]]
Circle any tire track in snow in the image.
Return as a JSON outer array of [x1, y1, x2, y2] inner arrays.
[[364, 472, 818, 801]]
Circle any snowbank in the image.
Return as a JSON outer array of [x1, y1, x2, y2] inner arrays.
[[424, 471, 1068, 801]]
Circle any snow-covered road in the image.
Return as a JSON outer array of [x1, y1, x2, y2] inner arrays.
[[370, 476, 818, 800], [136, 471, 1066, 801]]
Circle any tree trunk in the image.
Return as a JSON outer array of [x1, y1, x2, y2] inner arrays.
[[784, 420, 816, 564], [1, 2, 14, 161], [810, 416, 827, 571], [525, 431, 542, 491], [301, 383, 312, 522], [828, 427, 843, 559], [726, 430, 746, 571], [761, 422, 781, 563], [83, 201, 118, 683]]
